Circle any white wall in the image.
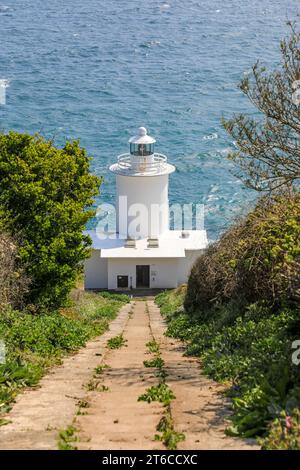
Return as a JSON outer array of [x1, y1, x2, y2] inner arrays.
[[177, 249, 203, 285], [107, 258, 179, 290], [84, 249, 204, 290], [116, 175, 169, 238], [84, 250, 108, 289]]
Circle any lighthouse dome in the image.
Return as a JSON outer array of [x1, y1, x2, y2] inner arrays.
[[128, 127, 156, 145]]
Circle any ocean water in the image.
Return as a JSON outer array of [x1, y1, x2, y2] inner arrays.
[[0, 0, 298, 239]]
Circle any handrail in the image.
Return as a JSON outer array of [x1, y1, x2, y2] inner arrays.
[[116, 153, 168, 172], [109, 152, 175, 176]]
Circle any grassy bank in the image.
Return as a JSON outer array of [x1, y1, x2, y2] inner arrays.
[[0, 290, 129, 418], [157, 193, 300, 449], [156, 287, 300, 449]]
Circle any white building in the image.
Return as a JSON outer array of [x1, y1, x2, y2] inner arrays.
[[84, 127, 208, 290]]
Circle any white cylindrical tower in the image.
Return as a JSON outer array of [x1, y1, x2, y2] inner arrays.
[[109, 127, 175, 239]]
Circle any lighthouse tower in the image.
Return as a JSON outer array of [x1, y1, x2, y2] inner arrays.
[[109, 127, 175, 240], [84, 127, 208, 291]]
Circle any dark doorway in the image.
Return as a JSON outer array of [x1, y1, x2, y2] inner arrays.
[[136, 265, 150, 288], [117, 275, 128, 288]]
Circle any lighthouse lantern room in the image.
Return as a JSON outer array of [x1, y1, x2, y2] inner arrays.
[[84, 127, 208, 291]]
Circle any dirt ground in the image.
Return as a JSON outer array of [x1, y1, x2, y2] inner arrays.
[[0, 299, 258, 450]]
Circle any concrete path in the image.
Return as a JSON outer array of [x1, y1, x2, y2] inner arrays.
[[0, 302, 132, 450], [0, 299, 258, 450], [147, 301, 258, 450], [76, 301, 164, 450], [75, 300, 257, 450]]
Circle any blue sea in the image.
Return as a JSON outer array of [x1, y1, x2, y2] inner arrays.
[[0, 0, 298, 239]]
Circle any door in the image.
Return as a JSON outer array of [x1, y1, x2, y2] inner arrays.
[[117, 275, 128, 288], [136, 265, 150, 288]]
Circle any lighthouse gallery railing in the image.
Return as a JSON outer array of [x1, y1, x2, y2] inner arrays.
[[116, 153, 168, 173]]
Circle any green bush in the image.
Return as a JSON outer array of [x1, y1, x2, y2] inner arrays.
[[156, 285, 186, 317], [185, 192, 300, 314], [261, 409, 300, 450], [0, 232, 29, 311], [0, 132, 100, 310], [159, 290, 300, 442]]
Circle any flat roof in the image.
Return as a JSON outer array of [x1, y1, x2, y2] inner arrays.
[[85, 230, 208, 259]]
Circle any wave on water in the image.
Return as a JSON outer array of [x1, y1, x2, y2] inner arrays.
[[203, 133, 218, 141], [159, 4, 171, 12], [0, 4, 13, 13]]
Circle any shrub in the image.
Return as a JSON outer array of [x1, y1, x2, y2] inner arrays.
[[156, 290, 300, 445], [0, 132, 100, 310], [261, 409, 300, 450], [156, 285, 186, 317], [185, 192, 300, 313], [0, 232, 29, 310]]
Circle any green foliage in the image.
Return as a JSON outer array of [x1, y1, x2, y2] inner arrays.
[[86, 378, 109, 391], [107, 334, 127, 350], [155, 414, 185, 450], [138, 383, 175, 406], [156, 289, 300, 447], [0, 291, 127, 412], [260, 409, 300, 450], [0, 418, 11, 427], [141, 332, 182, 449], [0, 132, 100, 310], [185, 192, 300, 313], [57, 425, 78, 450], [156, 285, 186, 316], [0, 232, 29, 310], [94, 364, 110, 376], [143, 357, 165, 369], [146, 340, 160, 354], [98, 291, 130, 303]]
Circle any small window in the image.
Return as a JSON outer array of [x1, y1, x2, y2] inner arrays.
[[117, 275, 128, 288], [130, 143, 154, 156]]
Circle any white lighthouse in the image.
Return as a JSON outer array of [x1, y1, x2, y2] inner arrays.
[[110, 127, 175, 240], [84, 127, 208, 290]]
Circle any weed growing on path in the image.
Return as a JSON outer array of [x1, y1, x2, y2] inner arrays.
[[146, 340, 160, 354], [94, 364, 110, 376], [155, 369, 168, 380], [85, 379, 98, 391], [143, 357, 165, 369], [138, 383, 175, 406], [76, 399, 90, 416], [0, 418, 11, 427], [85, 379, 109, 392], [155, 414, 185, 450], [57, 425, 78, 450], [107, 335, 127, 350], [139, 309, 185, 450]]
